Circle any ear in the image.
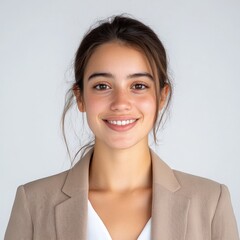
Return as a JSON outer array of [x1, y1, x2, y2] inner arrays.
[[73, 83, 85, 112], [159, 84, 169, 110]]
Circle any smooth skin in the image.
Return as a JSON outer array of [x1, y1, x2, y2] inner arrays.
[[74, 42, 169, 240]]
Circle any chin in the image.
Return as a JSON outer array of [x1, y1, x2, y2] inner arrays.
[[103, 138, 144, 151]]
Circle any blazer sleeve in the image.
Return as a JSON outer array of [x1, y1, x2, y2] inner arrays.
[[211, 184, 239, 240], [4, 185, 33, 240]]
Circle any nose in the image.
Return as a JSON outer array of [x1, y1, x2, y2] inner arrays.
[[110, 89, 132, 111]]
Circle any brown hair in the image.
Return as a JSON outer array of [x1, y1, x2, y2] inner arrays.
[[62, 15, 172, 163]]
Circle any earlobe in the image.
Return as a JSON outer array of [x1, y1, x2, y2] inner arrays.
[[159, 84, 169, 110], [73, 84, 85, 112], [77, 100, 85, 112]]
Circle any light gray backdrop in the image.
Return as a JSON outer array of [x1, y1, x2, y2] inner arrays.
[[1, 0, 239, 237]]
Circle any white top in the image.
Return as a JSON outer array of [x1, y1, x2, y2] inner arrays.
[[87, 200, 152, 240]]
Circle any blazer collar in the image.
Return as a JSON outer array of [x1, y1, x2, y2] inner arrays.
[[62, 148, 180, 195], [151, 149, 180, 192], [151, 150, 190, 239], [62, 149, 93, 196], [55, 148, 190, 239], [55, 150, 93, 239]]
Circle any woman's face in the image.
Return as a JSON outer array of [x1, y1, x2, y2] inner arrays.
[[77, 42, 160, 150]]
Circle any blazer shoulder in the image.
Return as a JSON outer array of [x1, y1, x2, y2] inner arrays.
[[172, 170, 239, 238], [22, 169, 70, 201], [173, 170, 224, 202], [17, 150, 93, 205]]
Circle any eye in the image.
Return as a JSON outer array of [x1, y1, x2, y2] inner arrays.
[[132, 83, 149, 90], [93, 83, 111, 90]]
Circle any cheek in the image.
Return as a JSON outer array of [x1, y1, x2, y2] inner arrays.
[[83, 93, 106, 127], [84, 90, 100, 112], [139, 95, 157, 114], [84, 96, 98, 118]]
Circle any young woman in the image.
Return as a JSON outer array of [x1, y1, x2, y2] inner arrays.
[[5, 15, 239, 240]]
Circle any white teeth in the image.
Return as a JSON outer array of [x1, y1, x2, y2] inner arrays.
[[107, 119, 136, 126]]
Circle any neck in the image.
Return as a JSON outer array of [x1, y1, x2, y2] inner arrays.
[[89, 140, 152, 192]]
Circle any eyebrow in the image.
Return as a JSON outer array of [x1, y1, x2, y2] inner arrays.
[[88, 72, 113, 81], [127, 73, 153, 80], [88, 72, 153, 81]]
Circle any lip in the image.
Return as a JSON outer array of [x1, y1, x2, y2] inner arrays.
[[103, 117, 139, 132], [103, 116, 139, 121]]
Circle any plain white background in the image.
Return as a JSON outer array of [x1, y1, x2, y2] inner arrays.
[[1, 0, 239, 237]]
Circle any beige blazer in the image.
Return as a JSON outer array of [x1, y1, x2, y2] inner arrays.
[[5, 149, 239, 240]]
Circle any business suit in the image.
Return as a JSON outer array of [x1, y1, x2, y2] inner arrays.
[[5, 149, 239, 240]]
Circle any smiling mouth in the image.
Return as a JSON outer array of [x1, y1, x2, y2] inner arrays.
[[106, 119, 137, 126]]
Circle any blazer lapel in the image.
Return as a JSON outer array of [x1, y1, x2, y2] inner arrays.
[[55, 192, 88, 239], [150, 150, 190, 240], [55, 149, 93, 240]]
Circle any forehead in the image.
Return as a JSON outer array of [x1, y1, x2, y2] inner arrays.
[[84, 42, 153, 78]]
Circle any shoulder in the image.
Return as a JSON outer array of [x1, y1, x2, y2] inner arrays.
[[174, 169, 222, 194], [173, 169, 228, 208], [151, 149, 227, 202], [8, 169, 73, 226], [25, 169, 69, 189], [19, 169, 70, 204], [17, 149, 93, 203], [172, 170, 239, 238], [174, 169, 222, 191]]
